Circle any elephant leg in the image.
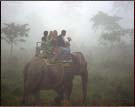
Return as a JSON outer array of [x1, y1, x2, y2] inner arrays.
[[34, 90, 41, 105], [65, 79, 73, 101], [81, 69, 88, 104], [54, 87, 64, 105], [22, 91, 29, 105], [63, 77, 73, 106]]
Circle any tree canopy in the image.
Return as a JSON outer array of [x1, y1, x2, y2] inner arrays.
[[1, 22, 30, 56], [91, 11, 122, 31], [91, 11, 133, 46]]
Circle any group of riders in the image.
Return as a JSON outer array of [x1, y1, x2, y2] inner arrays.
[[36, 30, 72, 63]]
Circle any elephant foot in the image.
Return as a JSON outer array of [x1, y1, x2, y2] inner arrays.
[[22, 96, 29, 106], [54, 97, 62, 106], [34, 99, 44, 106], [62, 100, 70, 106]]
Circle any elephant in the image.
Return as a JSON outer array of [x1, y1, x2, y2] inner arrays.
[[22, 52, 88, 105]]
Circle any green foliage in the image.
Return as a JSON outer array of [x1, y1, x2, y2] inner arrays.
[[1, 22, 30, 56], [91, 11, 133, 46], [1, 48, 134, 106], [1, 23, 30, 44], [91, 11, 122, 31]]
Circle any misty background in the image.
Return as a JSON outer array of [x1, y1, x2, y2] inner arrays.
[[1, 1, 134, 106]]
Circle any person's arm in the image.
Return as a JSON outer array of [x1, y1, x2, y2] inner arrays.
[[63, 38, 66, 47], [56, 36, 60, 46], [41, 37, 44, 41]]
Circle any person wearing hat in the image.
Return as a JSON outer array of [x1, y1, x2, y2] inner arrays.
[[65, 37, 71, 48]]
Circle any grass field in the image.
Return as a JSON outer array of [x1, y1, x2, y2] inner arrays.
[[1, 52, 134, 106]]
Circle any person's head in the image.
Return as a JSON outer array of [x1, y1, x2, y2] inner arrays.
[[53, 30, 58, 37], [44, 31, 48, 37], [61, 30, 66, 36], [49, 31, 53, 36], [48, 31, 53, 40]]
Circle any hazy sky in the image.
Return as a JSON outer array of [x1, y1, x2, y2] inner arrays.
[[1, 1, 134, 55]]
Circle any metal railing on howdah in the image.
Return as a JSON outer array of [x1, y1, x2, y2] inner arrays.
[[36, 41, 42, 47], [36, 42, 43, 56]]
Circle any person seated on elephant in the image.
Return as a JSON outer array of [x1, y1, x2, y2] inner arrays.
[[45, 31, 54, 58], [65, 37, 72, 59], [41, 31, 48, 49], [48, 31, 53, 41], [51, 30, 59, 56], [41, 31, 48, 57], [55, 30, 71, 61], [65, 37, 71, 50], [57, 30, 66, 47], [61, 36, 72, 61]]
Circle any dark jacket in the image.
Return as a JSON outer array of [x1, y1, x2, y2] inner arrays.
[[57, 35, 66, 47], [42, 36, 47, 42]]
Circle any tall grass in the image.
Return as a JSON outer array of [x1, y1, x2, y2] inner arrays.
[[1, 46, 134, 106]]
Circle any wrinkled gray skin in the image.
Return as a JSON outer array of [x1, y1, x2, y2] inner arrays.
[[22, 52, 88, 105]]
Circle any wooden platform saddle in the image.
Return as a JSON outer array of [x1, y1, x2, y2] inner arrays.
[[35, 42, 73, 70], [42, 58, 73, 70]]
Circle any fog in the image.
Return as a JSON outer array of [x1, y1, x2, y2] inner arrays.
[[1, 1, 134, 106], [1, 1, 133, 54]]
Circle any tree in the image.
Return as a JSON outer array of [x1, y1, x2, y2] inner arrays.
[[91, 11, 122, 31], [91, 11, 133, 46], [1, 22, 30, 56], [112, 1, 134, 46]]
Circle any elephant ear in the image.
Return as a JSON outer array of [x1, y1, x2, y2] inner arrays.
[[24, 56, 66, 90], [25, 57, 46, 91]]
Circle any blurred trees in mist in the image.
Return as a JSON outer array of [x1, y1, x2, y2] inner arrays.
[[1, 1, 134, 106], [91, 11, 133, 46], [1, 23, 30, 56]]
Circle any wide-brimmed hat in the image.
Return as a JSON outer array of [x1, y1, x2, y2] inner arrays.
[[67, 37, 71, 41]]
